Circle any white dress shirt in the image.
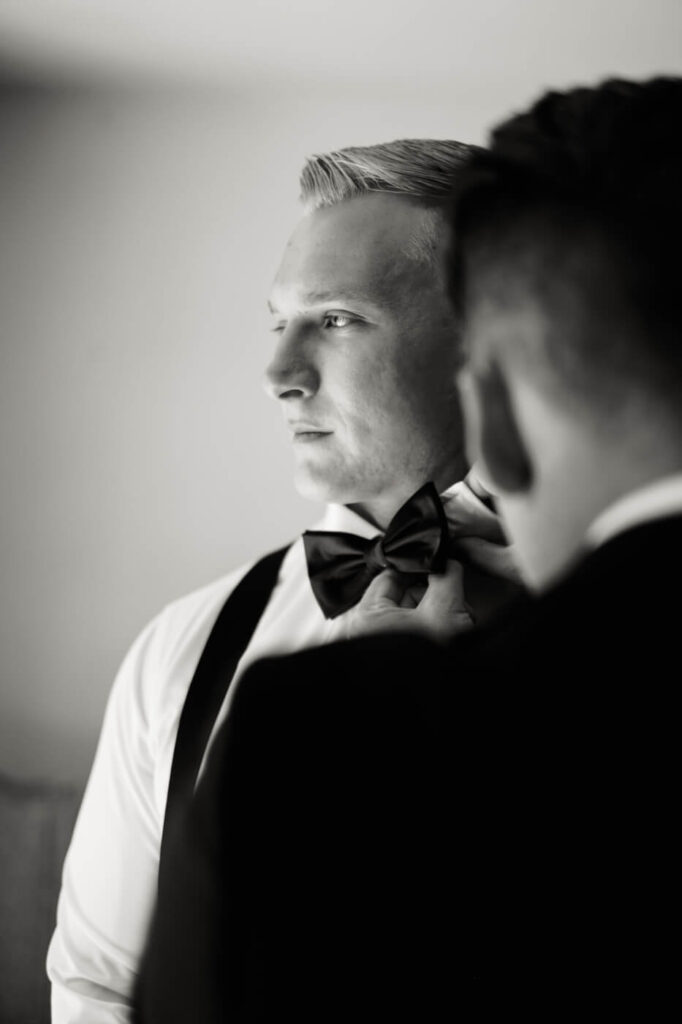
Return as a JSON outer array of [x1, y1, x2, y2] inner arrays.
[[47, 501, 399, 1023]]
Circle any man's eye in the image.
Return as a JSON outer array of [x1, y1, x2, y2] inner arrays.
[[270, 324, 286, 334], [323, 313, 355, 329]]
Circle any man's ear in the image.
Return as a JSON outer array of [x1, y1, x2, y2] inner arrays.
[[460, 361, 533, 495]]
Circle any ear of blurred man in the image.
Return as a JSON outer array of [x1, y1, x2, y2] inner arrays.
[[458, 360, 533, 497]]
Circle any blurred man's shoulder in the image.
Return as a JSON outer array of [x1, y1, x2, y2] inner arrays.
[[449, 513, 682, 682], [238, 630, 447, 731]]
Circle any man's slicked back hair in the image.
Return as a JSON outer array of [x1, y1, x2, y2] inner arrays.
[[300, 139, 478, 269], [300, 139, 476, 211]]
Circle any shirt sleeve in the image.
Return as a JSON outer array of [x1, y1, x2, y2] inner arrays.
[[45, 554, 282, 1022], [46, 609, 171, 1024]]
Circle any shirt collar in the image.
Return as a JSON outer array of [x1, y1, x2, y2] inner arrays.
[[586, 472, 682, 549], [310, 502, 384, 540], [310, 480, 466, 541]]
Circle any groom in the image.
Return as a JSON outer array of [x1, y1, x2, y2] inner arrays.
[[135, 76, 682, 1019]]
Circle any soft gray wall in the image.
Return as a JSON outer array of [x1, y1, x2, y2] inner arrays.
[[1, 9, 681, 784]]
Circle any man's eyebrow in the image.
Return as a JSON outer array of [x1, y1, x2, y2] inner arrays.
[[304, 288, 383, 307], [268, 289, 378, 314]]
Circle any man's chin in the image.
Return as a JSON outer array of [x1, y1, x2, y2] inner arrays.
[[293, 466, 362, 506], [294, 475, 345, 505]]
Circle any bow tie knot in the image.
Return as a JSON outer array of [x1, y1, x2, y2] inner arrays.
[[303, 482, 448, 619], [364, 536, 390, 573]]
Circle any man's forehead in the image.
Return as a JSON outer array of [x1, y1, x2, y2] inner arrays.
[[269, 195, 439, 311]]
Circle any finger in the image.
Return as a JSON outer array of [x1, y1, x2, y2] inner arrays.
[[453, 537, 523, 584], [356, 569, 404, 608], [463, 466, 494, 502], [420, 561, 470, 618], [443, 481, 505, 542], [415, 561, 474, 640]]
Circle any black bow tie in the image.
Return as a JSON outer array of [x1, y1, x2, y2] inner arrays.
[[303, 482, 448, 619]]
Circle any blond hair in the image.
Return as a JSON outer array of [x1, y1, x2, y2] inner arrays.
[[300, 138, 476, 209], [299, 138, 476, 266]]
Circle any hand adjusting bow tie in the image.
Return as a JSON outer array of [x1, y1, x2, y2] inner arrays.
[[303, 482, 448, 619]]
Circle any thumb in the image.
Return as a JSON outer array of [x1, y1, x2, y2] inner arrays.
[[417, 561, 473, 636], [452, 536, 523, 584], [356, 569, 404, 609], [464, 466, 494, 503]]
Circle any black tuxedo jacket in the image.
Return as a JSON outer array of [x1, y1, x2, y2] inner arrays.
[[134, 516, 680, 1021]]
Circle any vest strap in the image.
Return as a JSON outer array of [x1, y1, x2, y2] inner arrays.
[[159, 544, 290, 880]]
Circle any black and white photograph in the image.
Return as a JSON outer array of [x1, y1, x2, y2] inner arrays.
[[1, 1, 681, 1020]]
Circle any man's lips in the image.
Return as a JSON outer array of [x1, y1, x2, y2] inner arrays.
[[288, 422, 332, 435], [288, 423, 333, 444]]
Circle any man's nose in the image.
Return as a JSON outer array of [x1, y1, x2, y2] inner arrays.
[[263, 328, 320, 401]]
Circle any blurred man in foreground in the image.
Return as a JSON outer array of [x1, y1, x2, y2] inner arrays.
[[136, 77, 682, 1019]]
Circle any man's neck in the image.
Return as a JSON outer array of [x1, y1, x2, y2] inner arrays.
[[526, 455, 682, 592], [347, 460, 467, 531], [586, 471, 682, 550]]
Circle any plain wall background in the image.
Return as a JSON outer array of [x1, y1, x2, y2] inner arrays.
[[1, 0, 682, 785]]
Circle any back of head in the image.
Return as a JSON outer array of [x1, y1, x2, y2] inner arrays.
[[449, 78, 682, 589], [451, 77, 682, 432]]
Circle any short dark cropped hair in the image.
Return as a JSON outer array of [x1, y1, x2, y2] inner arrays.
[[451, 77, 682, 417]]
